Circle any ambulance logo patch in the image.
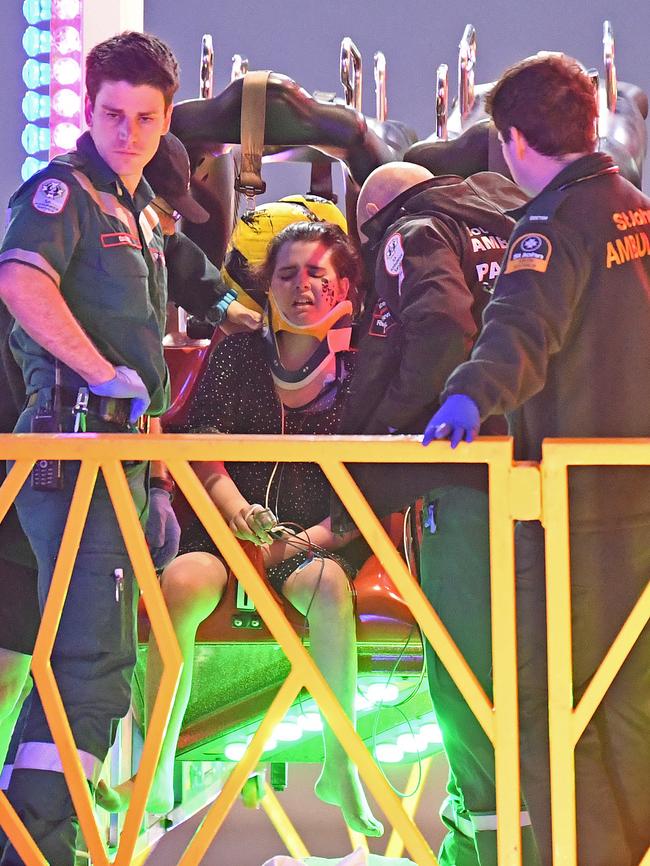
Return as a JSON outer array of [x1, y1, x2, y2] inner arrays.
[[368, 298, 397, 338], [32, 179, 69, 215], [384, 232, 404, 276], [504, 232, 553, 274]]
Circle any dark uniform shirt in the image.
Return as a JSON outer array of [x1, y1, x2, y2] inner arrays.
[[335, 172, 526, 519], [0, 131, 169, 414], [343, 172, 527, 437], [443, 152, 650, 525]]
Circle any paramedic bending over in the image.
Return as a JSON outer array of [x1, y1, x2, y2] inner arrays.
[[98, 221, 384, 837]]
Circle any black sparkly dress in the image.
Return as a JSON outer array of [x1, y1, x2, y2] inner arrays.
[[177, 332, 359, 591]]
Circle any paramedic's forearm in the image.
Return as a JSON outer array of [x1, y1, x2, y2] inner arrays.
[[0, 262, 115, 385]]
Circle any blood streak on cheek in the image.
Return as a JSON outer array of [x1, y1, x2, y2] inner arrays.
[[320, 276, 336, 307]]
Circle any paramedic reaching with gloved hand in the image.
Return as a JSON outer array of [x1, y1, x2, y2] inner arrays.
[[425, 54, 650, 866], [0, 32, 181, 866], [338, 161, 540, 866]]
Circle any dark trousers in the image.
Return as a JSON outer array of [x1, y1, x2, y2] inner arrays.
[[420, 487, 541, 866], [515, 520, 650, 866], [1, 406, 147, 866]]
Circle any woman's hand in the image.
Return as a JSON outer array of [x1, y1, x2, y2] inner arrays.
[[229, 503, 278, 545]]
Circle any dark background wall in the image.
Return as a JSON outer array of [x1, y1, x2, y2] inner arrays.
[[1, 0, 650, 211]]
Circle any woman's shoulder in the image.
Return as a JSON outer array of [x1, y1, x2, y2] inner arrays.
[[210, 330, 267, 363]]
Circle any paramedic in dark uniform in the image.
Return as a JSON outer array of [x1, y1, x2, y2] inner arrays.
[[0, 32, 180, 866], [0, 129, 263, 816], [425, 54, 650, 866], [339, 161, 540, 866]]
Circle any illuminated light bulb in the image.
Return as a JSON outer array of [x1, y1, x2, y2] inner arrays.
[[52, 122, 80, 150], [396, 732, 429, 753], [52, 0, 80, 18], [263, 736, 277, 752], [224, 742, 248, 761], [273, 721, 302, 742], [52, 57, 81, 86], [420, 722, 443, 744], [51, 25, 80, 55], [22, 91, 50, 121], [52, 88, 80, 118], [21, 123, 50, 155], [23, 58, 50, 89], [298, 712, 323, 732], [374, 743, 404, 763], [23, 25, 51, 58], [365, 682, 400, 705], [23, 0, 52, 25], [21, 156, 48, 181]]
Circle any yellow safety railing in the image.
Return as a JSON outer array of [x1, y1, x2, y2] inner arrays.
[[0, 432, 647, 866]]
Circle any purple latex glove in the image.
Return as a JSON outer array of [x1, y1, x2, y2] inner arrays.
[[422, 394, 480, 449], [145, 488, 180, 570], [89, 365, 150, 423]]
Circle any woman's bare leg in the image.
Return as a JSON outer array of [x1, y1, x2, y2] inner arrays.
[[97, 552, 227, 814], [282, 558, 383, 837], [0, 649, 32, 773]]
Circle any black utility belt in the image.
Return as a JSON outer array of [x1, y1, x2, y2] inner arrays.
[[27, 389, 132, 427]]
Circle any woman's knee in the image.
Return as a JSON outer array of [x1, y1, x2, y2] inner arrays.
[[308, 560, 352, 612], [160, 552, 227, 619], [0, 651, 31, 718]]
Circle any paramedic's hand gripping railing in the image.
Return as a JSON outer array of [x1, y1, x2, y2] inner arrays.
[[0, 433, 647, 866]]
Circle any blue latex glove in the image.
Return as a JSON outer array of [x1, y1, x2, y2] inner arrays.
[[89, 365, 150, 424], [422, 394, 480, 449], [145, 487, 180, 570]]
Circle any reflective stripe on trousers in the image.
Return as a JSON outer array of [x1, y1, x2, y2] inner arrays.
[[13, 742, 103, 785], [440, 794, 532, 838]]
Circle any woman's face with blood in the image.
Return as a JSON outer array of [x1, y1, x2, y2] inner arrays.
[[269, 240, 349, 326]]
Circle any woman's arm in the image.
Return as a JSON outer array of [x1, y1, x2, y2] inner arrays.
[[193, 459, 277, 544]]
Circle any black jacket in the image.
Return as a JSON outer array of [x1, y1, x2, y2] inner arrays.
[[334, 172, 526, 520], [343, 172, 526, 436], [444, 152, 650, 525]]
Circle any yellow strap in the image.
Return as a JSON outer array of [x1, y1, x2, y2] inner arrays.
[[237, 70, 271, 196]]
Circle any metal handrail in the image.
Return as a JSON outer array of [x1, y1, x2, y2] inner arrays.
[[340, 36, 363, 112], [199, 34, 214, 100], [230, 53, 248, 82], [458, 24, 477, 121], [603, 19, 617, 113], [373, 50, 387, 122], [436, 63, 449, 141]]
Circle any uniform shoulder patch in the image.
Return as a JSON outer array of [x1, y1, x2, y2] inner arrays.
[[32, 178, 70, 215], [504, 232, 552, 274], [383, 232, 404, 276]]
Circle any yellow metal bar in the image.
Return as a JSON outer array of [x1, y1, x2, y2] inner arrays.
[[489, 457, 524, 866], [261, 780, 311, 859], [321, 457, 495, 742], [169, 457, 438, 866], [100, 460, 183, 866], [30, 459, 111, 866], [574, 578, 650, 742], [178, 669, 303, 866], [639, 845, 650, 866], [384, 757, 433, 858], [346, 828, 370, 854], [542, 452, 578, 866], [0, 459, 33, 522]]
